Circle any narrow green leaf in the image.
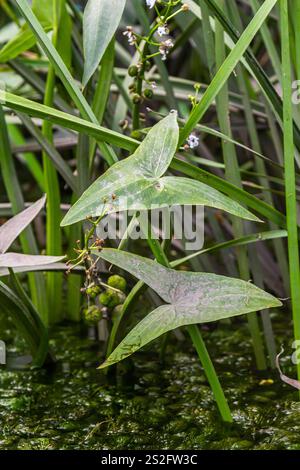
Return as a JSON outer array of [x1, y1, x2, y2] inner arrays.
[[0, 0, 55, 63], [31, 0, 55, 23], [280, 0, 300, 386], [89, 39, 115, 163], [18, 113, 78, 194], [0, 89, 137, 151], [8, 123, 45, 192], [0, 280, 39, 356], [82, 0, 126, 86], [186, 0, 300, 150], [0, 21, 52, 62], [14, 0, 94, 122], [8, 267, 50, 367]]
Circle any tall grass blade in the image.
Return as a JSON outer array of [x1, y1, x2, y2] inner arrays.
[[180, 0, 277, 144], [280, 0, 300, 385]]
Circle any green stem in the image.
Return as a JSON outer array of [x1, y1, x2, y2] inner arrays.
[[281, 0, 300, 388], [42, 2, 62, 325], [295, 0, 300, 83], [66, 208, 82, 323], [187, 325, 232, 422], [89, 39, 115, 165], [132, 63, 145, 130]]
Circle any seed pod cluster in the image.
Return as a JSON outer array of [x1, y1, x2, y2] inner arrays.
[[82, 305, 102, 325], [82, 275, 127, 325]]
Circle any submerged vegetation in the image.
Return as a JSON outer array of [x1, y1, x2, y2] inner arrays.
[[1, 0, 300, 448]]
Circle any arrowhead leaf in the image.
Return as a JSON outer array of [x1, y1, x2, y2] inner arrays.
[[98, 248, 282, 368], [61, 113, 260, 226]]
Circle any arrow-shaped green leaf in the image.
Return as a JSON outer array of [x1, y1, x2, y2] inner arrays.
[[61, 112, 260, 226], [97, 248, 282, 368]]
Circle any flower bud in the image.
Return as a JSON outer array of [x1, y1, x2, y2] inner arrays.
[[143, 88, 154, 99], [132, 93, 142, 104], [128, 65, 138, 77]]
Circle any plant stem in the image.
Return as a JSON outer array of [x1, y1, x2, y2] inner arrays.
[[281, 0, 300, 387], [187, 324, 232, 422], [42, 1, 62, 324]]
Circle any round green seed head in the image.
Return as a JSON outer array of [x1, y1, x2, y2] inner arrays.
[[128, 65, 138, 77], [143, 88, 153, 99], [108, 275, 127, 293], [86, 285, 101, 299], [83, 305, 102, 325], [99, 290, 120, 308], [144, 60, 151, 71]]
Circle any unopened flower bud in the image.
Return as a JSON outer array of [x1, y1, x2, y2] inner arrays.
[[128, 65, 138, 77]]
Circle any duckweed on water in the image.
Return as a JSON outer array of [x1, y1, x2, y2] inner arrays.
[[0, 321, 299, 450]]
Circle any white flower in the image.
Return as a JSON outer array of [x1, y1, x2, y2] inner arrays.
[[164, 39, 174, 48], [157, 25, 169, 37], [123, 26, 135, 46], [146, 0, 156, 8], [187, 134, 199, 149], [159, 39, 174, 61]]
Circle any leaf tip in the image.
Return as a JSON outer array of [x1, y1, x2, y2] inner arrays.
[[275, 298, 283, 308], [81, 73, 90, 90], [60, 213, 73, 227], [60, 217, 68, 228], [97, 361, 109, 370]]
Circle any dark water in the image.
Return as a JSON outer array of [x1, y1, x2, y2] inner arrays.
[[0, 319, 300, 450]]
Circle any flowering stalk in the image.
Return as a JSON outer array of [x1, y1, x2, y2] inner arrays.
[[124, 0, 189, 130]]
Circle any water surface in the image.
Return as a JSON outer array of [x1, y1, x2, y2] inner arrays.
[[0, 320, 299, 450]]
